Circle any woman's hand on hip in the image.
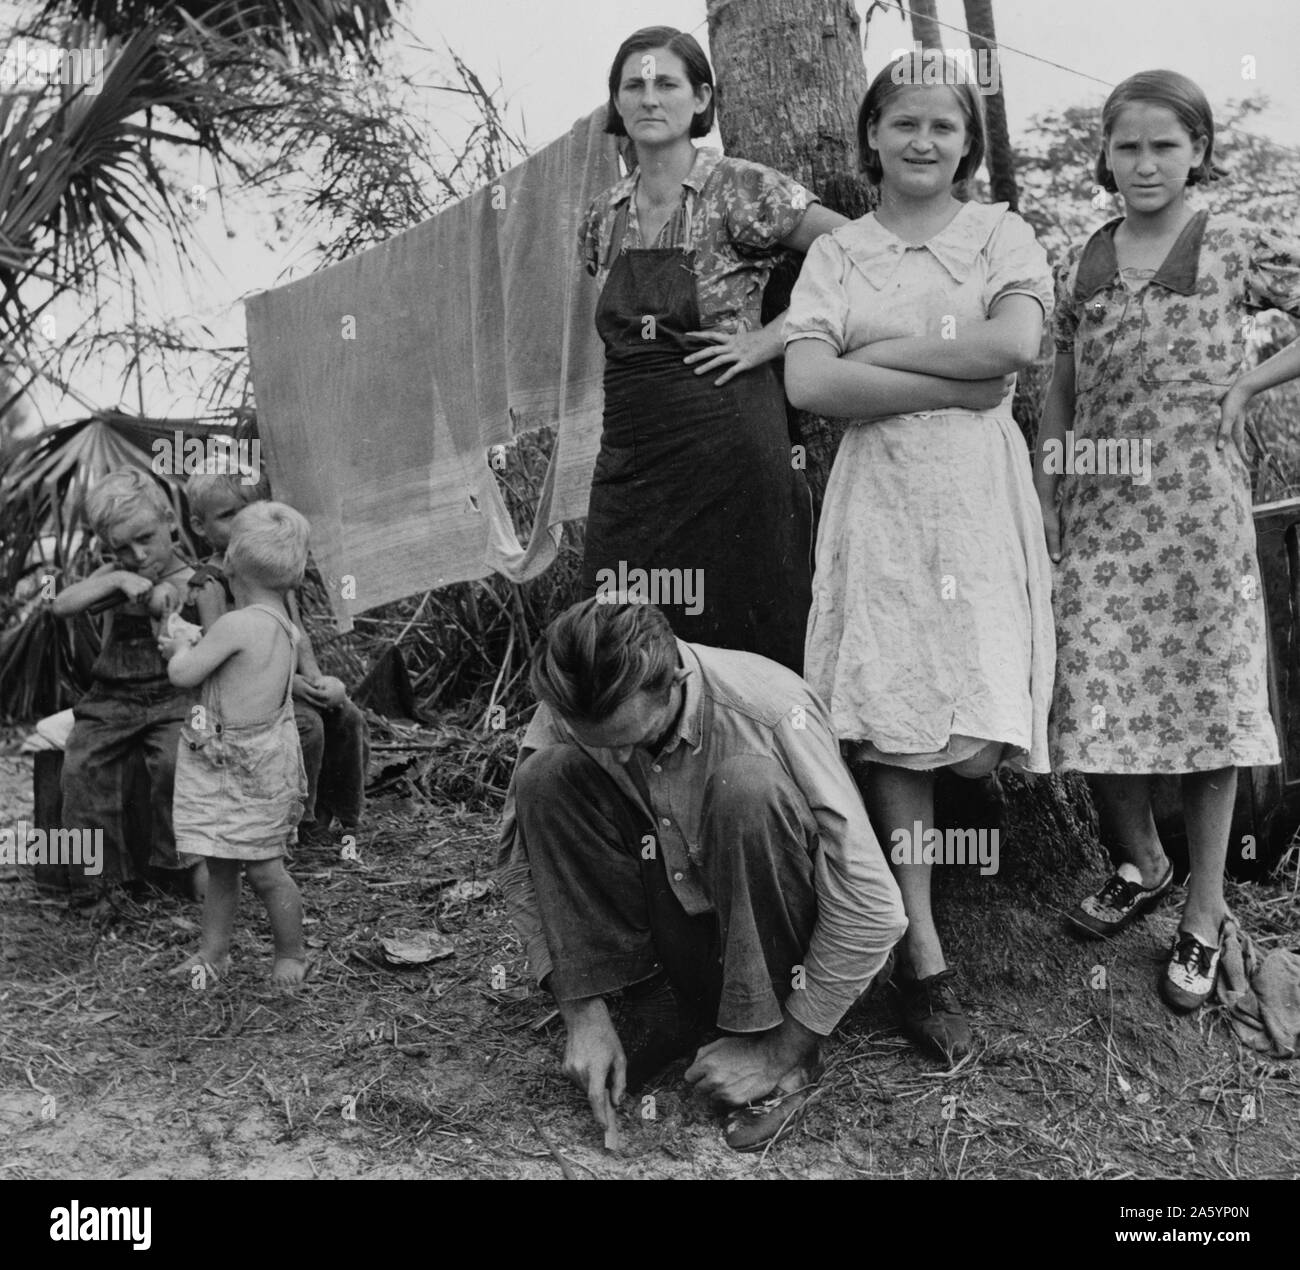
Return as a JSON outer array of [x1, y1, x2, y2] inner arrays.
[[1216, 383, 1252, 467], [683, 327, 778, 385]]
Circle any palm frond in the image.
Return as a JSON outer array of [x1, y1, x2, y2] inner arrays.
[[0, 28, 196, 301], [32, 1, 397, 62]]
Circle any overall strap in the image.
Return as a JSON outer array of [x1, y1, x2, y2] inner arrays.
[[243, 603, 300, 710], [679, 183, 696, 253], [606, 200, 631, 268]]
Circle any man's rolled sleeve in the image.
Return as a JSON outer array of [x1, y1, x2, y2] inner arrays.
[[773, 705, 907, 1034]]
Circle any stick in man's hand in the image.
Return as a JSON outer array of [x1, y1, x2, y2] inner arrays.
[[602, 1091, 621, 1151]]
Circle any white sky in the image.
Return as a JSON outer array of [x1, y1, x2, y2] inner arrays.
[[9, 0, 1300, 426], [429, 0, 1300, 150]]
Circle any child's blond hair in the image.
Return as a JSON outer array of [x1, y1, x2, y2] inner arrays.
[[84, 468, 174, 542], [225, 502, 310, 591], [186, 469, 270, 518]]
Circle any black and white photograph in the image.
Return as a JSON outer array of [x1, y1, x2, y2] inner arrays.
[[0, 0, 1297, 1226]]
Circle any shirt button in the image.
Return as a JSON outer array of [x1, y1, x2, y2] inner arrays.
[[672, 872, 684, 881], [652, 764, 662, 773], [661, 817, 671, 827]]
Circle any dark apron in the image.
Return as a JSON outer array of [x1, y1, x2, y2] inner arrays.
[[582, 206, 812, 673]]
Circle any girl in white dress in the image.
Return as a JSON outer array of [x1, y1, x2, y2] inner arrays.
[[784, 53, 1054, 1059]]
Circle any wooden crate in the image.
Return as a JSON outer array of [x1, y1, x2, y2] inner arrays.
[[31, 749, 155, 896]]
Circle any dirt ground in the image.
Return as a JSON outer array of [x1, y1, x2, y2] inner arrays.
[[2, 744, 1299, 1181]]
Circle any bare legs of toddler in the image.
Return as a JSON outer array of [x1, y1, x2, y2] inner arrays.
[[172, 857, 308, 987]]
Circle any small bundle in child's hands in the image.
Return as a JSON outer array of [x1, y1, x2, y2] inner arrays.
[[164, 610, 204, 647]]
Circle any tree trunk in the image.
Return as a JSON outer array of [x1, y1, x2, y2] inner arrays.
[[905, 0, 944, 48], [706, 0, 871, 514], [963, 0, 1018, 209], [705, 0, 1103, 955]]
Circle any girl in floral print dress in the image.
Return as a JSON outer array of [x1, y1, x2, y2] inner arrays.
[[1036, 71, 1300, 1012]]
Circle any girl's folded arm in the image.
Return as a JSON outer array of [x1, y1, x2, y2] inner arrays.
[[848, 294, 1045, 379], [785, 337, 998, 418]]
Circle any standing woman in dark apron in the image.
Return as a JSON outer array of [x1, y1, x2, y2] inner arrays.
[[579, 26, 846, 673]]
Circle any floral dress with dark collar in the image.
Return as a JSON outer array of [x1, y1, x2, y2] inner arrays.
[[1049, 210, 1300, 773]]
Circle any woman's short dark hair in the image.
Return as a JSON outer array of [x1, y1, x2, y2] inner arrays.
[[856, 52, 986, 187], [604, 26, 715, 139], [1094, 69, 1219, 193], [530, 598, 678, 724]]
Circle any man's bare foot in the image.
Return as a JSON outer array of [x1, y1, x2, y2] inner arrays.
[[271, 956, 309, 987], [169, 950, 230, 983]]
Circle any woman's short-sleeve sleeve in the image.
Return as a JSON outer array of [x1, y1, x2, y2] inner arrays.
[[1244, 223, 1300, 318], [783, 234, 851, 354], [1052, 251, 1080, 355], [723, 159, 820, 254], [982, 211, 1053, 321]]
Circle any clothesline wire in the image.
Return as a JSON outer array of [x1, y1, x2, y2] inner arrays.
[[871, 4, 1113, 87], [684, 4, 1300, 162], [881, 3, 1300, 158]]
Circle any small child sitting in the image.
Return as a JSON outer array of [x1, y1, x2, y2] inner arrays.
[[185, 472, 370, 845], [52, 468, 203, 901], [161, 502, 311, 986]]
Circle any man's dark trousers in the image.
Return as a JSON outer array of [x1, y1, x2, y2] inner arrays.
[[515, 745, 819, 1033]]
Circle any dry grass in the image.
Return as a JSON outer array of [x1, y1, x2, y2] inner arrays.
[[2, 745, 1298, 1180]]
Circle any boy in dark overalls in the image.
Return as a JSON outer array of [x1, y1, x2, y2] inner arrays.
[[53, 469, 204, 905]]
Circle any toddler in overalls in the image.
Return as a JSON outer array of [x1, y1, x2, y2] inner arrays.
[[53, 469, 203, 903], [161, 501, 311, 987], [184, 470, 370, 847]]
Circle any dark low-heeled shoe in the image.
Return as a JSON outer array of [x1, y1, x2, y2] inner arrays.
[[896, 968, 973, 1061]]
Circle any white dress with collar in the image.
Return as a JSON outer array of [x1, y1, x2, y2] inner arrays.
[[784, 201, 1056, 772]]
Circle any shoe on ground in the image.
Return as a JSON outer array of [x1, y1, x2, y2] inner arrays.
[[1067, 861, 1174, 938], [297, 820, 338, 851], [1159, 923, 1225, 1013], [896, 968, 973, 1061], [723, 1056, 824, 1153]]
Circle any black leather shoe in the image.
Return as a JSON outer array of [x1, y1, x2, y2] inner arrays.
[[896, 968, 973, 1060]]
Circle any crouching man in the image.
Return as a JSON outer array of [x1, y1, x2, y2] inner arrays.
[[497, 599, 907, 1151]]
